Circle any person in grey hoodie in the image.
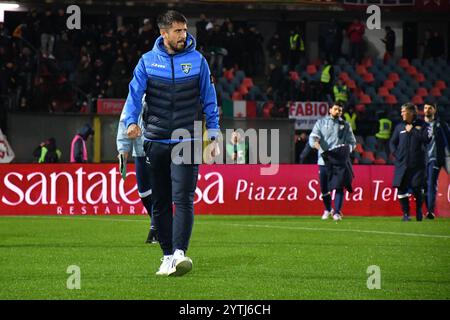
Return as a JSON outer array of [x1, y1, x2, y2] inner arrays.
[[309, 102, 356, 221], [117, 95, 157, 244]]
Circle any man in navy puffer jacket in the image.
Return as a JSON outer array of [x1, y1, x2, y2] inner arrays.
[[122, 10, 220, 277]]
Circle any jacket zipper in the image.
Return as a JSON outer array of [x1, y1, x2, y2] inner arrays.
[[169, 55, 175, 135]]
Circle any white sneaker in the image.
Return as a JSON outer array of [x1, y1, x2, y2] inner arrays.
[[168, 250, 193, 277], [333, 213, 342, 221], [321, 209, 334, 220], [155, 255, 172, 276]]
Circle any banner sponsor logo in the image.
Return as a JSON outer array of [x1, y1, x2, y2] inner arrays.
[[288, 101, 329, 130], [96, 99, 125, 115], [0, 164, 448, 216]]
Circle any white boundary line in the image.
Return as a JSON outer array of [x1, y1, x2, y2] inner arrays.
[[2, 216, 450, 239]]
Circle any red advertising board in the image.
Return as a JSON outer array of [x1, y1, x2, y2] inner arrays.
[[96, 99, 125, 115], [0, 164, 448, 217]]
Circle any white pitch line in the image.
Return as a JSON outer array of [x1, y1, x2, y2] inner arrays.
[[217, 223, 450, 239], [2, 216, 450, 239]]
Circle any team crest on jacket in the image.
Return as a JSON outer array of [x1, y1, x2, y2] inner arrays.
[[181, 63, 192, 74]]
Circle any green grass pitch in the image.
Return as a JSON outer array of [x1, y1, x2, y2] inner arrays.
[[0, 215, 449, 300]]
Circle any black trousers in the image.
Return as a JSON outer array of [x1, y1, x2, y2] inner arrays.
[[144, 141, 199, 256]]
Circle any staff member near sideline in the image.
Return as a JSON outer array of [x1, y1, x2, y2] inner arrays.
[[390, 103, 431, 222], [122, 10, 220, 277]]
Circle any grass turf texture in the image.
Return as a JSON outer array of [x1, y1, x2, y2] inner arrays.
[[0, 215, 449, 300]]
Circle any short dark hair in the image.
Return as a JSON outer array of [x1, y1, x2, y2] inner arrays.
[[401, 102, 417, 115], [330, 101, 344, 109], [157, 10, 187, 29]]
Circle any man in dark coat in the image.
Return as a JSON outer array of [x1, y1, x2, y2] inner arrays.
[[390, 103, 431, 221], [423, 103, 450, 219]]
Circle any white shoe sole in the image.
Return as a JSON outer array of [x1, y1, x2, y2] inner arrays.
[[168, 258, 193, 277]]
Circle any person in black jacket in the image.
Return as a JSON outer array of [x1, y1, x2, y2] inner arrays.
[[424, 103, 450, 219], [390, 103, 432, 221]]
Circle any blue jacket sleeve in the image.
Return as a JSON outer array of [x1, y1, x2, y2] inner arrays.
[[199, 57, 220, 140], [123, 57, 148, 129]]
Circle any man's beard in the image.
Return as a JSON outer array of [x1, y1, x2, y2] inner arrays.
[[170, 41, 185, 52]]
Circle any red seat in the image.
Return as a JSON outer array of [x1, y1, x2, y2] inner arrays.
[[435, 80, 447, 90], [224, 69, 234, 81], [241, 77, 254, 89], [406, 66, 418, 76], [363, 73, 375, 83], [383, 80, 395, 89], [362, 151, 375, 162], [289, 71, 300, 81], [355, 143, 364, 154], [362, 57, 373, 68], [387, 73, 400, 83], [414, 73, 425, 83], [416, 87, 428, 97], [232, 91, 243, 100], [339, 72, 350, 82], [359, 94, 372, 104], [430, 87, 442, 97], [411, 95, 424, 104], [374, 158, 387, 165], [346, 79, 356, 90], [355, 104, 366, 113], [384, 94, 398, 105], [378, 87, 390, 97], [399, 59, 409, 68], [306, 64, 317, 75], [239, 85, 249, 96], [356, 65, 367, 76]]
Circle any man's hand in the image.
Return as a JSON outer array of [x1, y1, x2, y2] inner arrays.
[[127, 124, 141, 139], [313, 141, 321, 150], [405, 124, 413, 132], [210, 141, 220, 158]]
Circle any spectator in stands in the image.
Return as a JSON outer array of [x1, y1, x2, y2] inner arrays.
[[207, 24, 227, 77], [381, 26, 395, 63], [267, 32, 282, 59], [390, 103, 431, 221], [346, 19, 365, 64], [419, 29, 432, 62], [70, 123, 94, 163], [320, 59, 333, 100], [33, 137, 62, 163], [429, 31, 445, 59], [223, 21, 237, 70], [343, 105, 357, 134], [138, 18, 158, 54], [266, 62, 285, 102], [296, 131, 316, 164], [75, 54, 92, 93], [39, 10, 56, 59], [249, 26, 265, 76], [319, 18, 340, 63], [423, 103, 450, 219], [332, 78, 348, 105], [195, 14, 209, 49], [226, 130, 248, 164], [288, 26, 305, 70], [375, 111, 392, 155]]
